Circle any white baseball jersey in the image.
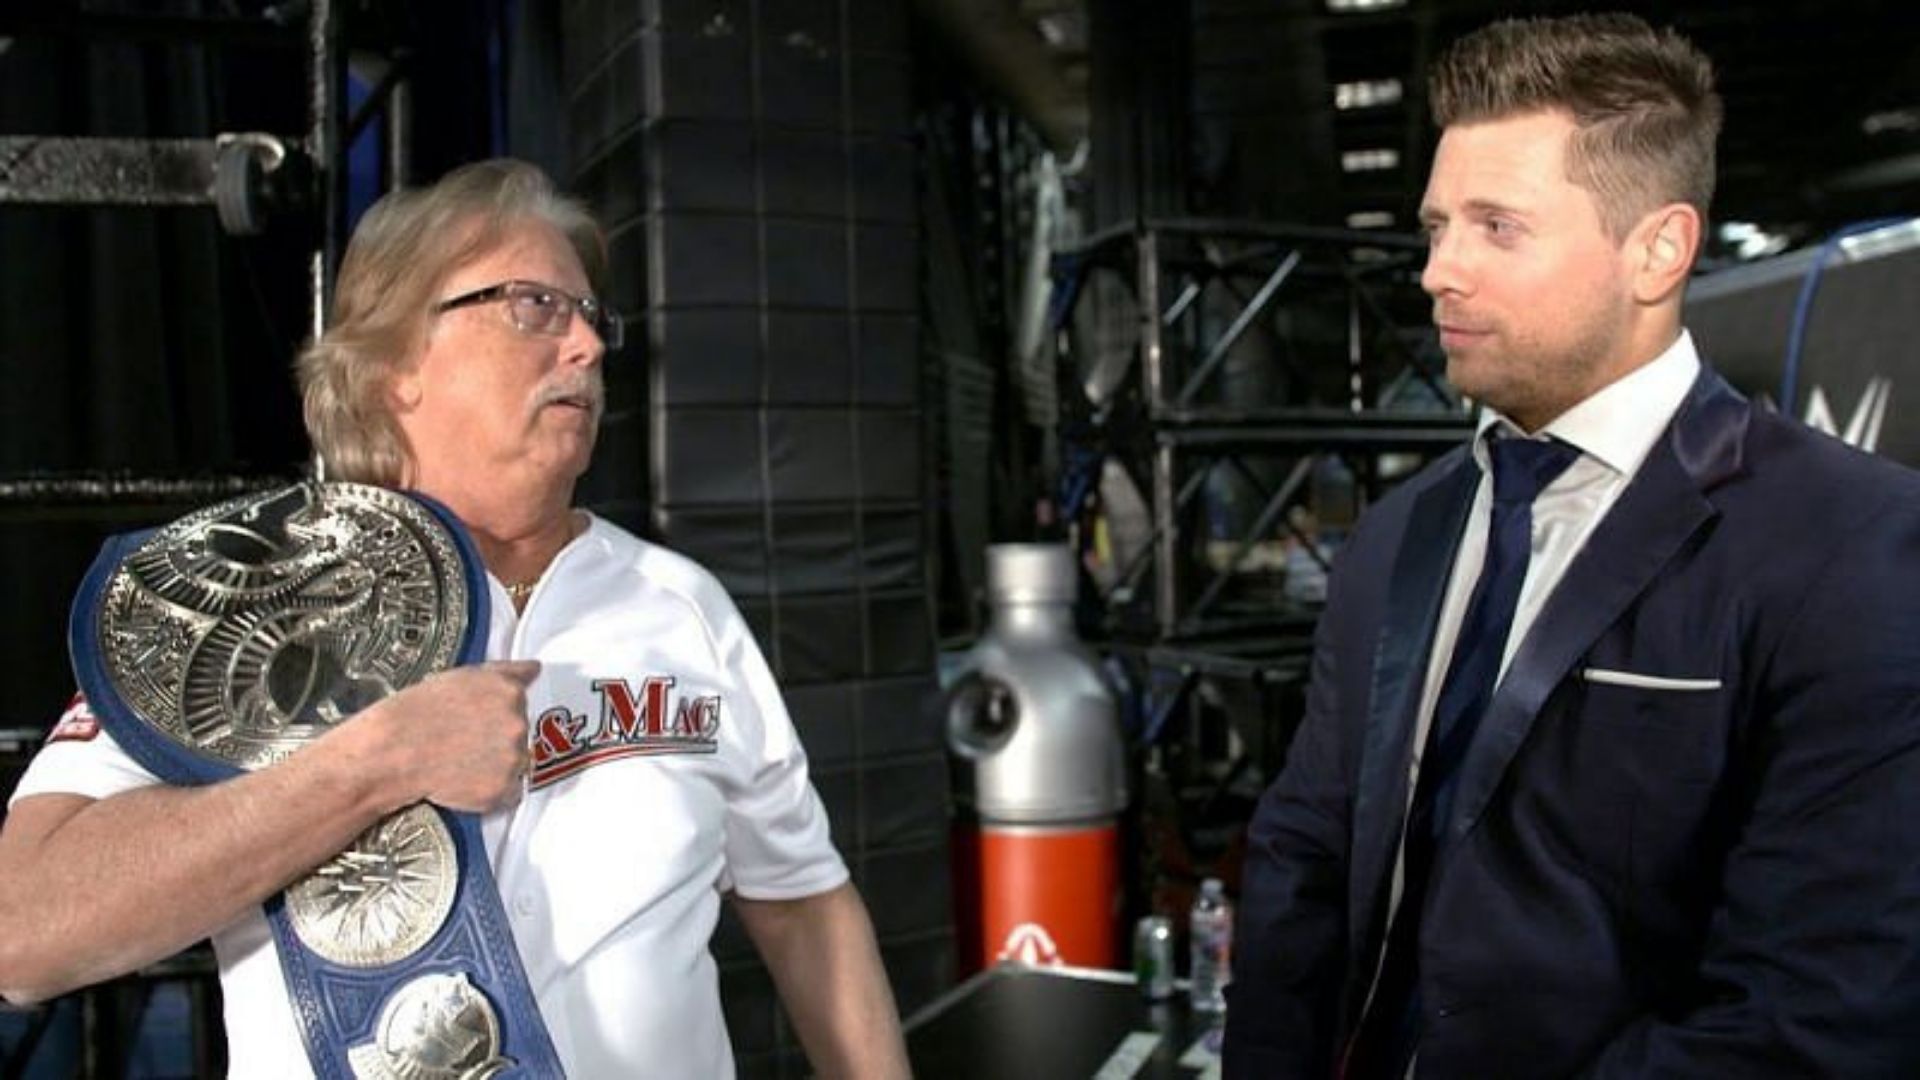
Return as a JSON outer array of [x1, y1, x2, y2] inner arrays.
[[11, 513, 849, 1078]]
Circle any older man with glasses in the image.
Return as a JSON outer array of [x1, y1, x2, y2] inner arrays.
[[0, 160, 909, 1079]]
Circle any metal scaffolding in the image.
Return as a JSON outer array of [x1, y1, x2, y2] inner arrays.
[[1050, 217, 1470, 641]]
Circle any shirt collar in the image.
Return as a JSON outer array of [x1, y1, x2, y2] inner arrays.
[[1473, 330, 1701, 479]]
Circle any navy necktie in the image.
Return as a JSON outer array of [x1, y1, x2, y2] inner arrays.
[[1345, 435, 1581, 1080]]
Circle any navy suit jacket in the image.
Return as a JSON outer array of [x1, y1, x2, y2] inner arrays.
[[1223, 368, 1920, 1078]]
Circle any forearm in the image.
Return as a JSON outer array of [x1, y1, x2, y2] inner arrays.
[[1223, 782, 1350, 1078], [733, 883, 908, 1080], [0, 661, 539, 1005], [0, 716, 403, 1003], [1224, 595, 1354, 1079]]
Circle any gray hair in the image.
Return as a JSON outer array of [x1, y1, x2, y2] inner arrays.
[[296, 159, 605, 485]]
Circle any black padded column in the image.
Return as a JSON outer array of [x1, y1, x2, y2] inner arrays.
[[560, 2, 948, 1075]]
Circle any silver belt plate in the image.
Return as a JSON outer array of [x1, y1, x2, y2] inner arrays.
[[94, 482, 470, 771]]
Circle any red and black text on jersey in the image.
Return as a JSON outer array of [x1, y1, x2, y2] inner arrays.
[[529, 676, 721, 790], [47, 694, 101, 744]]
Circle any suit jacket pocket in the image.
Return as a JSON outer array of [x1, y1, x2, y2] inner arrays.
[[1561, 677, 1731, 788], [1583, 679, 1739, 940], [1513, 679, 1730, 892]]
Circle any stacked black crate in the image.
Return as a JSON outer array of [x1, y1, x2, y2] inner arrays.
[[562, 2, 949, 1074]]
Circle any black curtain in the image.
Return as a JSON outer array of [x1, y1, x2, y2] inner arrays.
[[0, 3, 310, 731], [0, 0, 512, 732]]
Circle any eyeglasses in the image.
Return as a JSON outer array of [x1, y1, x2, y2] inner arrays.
[[432, 279, 625, 350]]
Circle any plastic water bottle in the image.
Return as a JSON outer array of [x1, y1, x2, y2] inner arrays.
[[1189, 877, 1232, 1014]]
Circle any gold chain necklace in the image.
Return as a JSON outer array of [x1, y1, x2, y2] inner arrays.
[[499, 513, 585, 607]]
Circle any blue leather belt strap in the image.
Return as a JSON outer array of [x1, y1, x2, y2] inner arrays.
[[265, 809, 562, 1080]]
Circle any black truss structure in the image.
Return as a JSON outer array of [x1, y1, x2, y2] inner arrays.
[[1050, 216, 1471, 642]]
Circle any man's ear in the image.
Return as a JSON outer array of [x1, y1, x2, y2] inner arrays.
[[389, 363, 423, 412], [1630, 202, 1702, 304]]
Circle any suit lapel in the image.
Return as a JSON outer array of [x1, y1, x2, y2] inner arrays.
[[1351, 449, 1479, 941], [1444, 372, 1748, 842]]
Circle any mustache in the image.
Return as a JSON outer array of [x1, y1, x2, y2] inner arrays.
[[535, 372, 605, 415]]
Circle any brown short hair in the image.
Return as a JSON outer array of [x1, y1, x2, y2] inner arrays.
[[1430, 13, 1722, 239], [296, 159, 605, 485]]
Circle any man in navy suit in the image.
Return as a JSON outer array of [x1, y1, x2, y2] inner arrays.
[[1224, 13, 1920, 1079]]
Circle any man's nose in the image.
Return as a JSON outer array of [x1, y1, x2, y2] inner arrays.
[[564, 309, 608, 365], [1420, 233, 1469, 299]]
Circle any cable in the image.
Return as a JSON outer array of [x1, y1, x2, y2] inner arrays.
[[1779, 217, 1916, 415]]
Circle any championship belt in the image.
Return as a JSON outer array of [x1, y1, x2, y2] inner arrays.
[[66, 482, 565, 1079]]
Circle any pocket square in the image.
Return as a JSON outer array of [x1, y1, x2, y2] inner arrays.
[[1581, 667, 1722, 692]]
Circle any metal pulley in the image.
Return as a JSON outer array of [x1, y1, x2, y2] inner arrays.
[[212, 133, 312, 236]]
